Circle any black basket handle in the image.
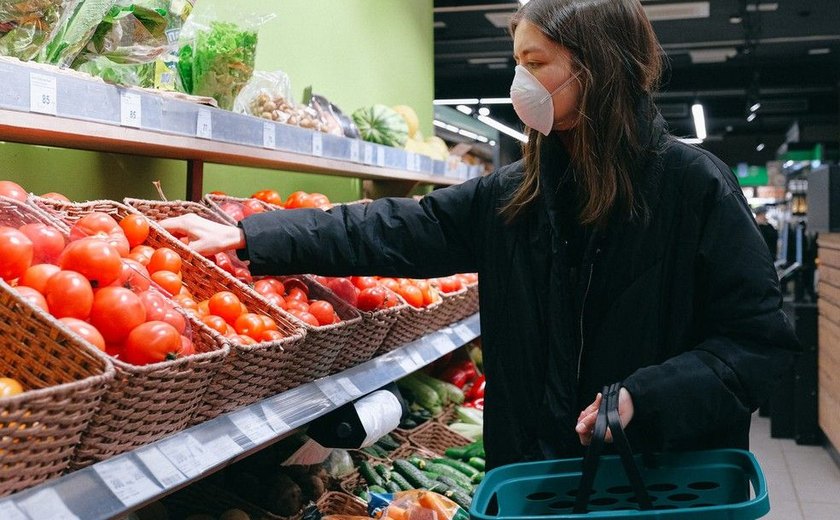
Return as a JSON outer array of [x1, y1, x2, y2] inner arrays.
[[573, 383, 653, 514]]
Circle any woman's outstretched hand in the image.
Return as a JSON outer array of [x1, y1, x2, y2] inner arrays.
[[575, 387, 635, 446], [158, 214, 246, 256]]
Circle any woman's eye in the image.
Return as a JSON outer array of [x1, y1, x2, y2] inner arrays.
[[526, 62, 540, 70]]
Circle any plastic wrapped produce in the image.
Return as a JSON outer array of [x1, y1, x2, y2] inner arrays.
[[39, 0, 115, 67], [0, 0, 76, 60]]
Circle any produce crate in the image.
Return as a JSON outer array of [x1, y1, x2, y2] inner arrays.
[[316, 491, 368, 516], [340, 445, 439, 495], [379, 299, 445, 354], [30, 197, 308, 423], [348, 431, 409, 465], [164, 480, 295, 520], [429, 285, 471, 330], [408, 421, 472, 456], [123, 197, 365, 385], [0, 280, 115, 497], [203, 192, 282, 221], [435, 404, 459, 427], [462, 281, 479, 317]]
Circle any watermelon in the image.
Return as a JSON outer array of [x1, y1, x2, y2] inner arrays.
[[352, 105, 409, 147]]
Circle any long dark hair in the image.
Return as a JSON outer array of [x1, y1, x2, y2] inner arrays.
[[503, 0, 663, 227]]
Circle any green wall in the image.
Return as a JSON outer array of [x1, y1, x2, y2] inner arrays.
[[0, 0, 434, 203]]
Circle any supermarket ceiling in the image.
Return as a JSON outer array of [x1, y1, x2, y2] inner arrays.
[[433, 0, 840, 164]]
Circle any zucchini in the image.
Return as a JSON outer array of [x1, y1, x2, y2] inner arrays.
[[374, 464, 392, 482], [468, 457, 486, 471], [432, 458, 479, 478], [359, 461, 384, 487], [393, 459, 434, 489], [385, 480, 402, 493], [444, 446, 469, 460], [397, 377, 441, 411], [369, 485, 388, 494], [444, 488, 473, 510], [425, 463, 473, 487], [436, 475, 471, 493], [390, 471, 412, 491]]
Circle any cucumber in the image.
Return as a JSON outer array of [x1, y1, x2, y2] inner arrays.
[[444, 487, 473, 510], [436, 475, 472, 493], [385, 480, 402, 493], [400, 418, 418, 429], [432, 458, 479, 478], [393, 459, 434, 489], [355, 489, 371, 502], [374, 464, 392, 482], [468, 457, 485, 471], [397, 377, 441, 411], [369, 485, 388, 494], [377, 434, 400, 451], [362, 446, 381, 457], [464, 441, 485, 459], [444, 446, 469, 460], [408, 456, 427, 470], [425, 463, 473, 488], [423, 470, 441, 480], [472, 471, 485, 484], [428, 480, 450, 494], [390, 471, 412, 491], [359, 461, 384, 487], [369, 444, 389, 458]]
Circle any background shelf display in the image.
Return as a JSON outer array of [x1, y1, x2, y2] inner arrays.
[[0, 314, 481, 520]]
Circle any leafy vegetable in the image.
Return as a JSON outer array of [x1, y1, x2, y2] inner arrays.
[[40, 0, 115, 66], [187, 21, 257, 109], [76, 56, 154, 86], [0, 0, 73, 60]]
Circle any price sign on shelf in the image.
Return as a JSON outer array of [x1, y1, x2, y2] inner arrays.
[[315, 378, 343, 405], [363, 144, 374, 165], [120, 92, 142, 128], [454, 324, 474, 343], [376, 147, 386, 167], [312, 133, 324, 157], [350, 140, 361, 163], [0, 501, 28, 520], [414, 153, 423, 172], [230, 408, 275, 445], [201, 435, 243, 470], [263, 122, 276, 149], [94, 457, 162, 506], [17, 488, 79, 520], [336, 376, 362, 398], [406, 152, 417, 171], [261, 403, 291, 433], [30, 73, 57, 115], [431, 335, 455, 355], [398, 356, 416, 374], [136, 446, 186, 488], [159, 435, 205, 478], [196, 109, 212, 139]]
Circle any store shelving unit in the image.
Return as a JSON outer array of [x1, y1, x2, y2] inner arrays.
[[0, 59, 469, 200], [0, 314, 480, 520]]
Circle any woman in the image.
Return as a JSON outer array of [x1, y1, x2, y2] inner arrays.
[[161, 0, 798, 469]]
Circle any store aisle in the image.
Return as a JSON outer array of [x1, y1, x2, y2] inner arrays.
[[750, 413, 840, 519]]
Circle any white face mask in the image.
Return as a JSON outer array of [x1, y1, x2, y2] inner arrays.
[[510, 65, 580, 136]]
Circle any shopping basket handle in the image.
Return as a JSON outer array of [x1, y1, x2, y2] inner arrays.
[[573, 383, 653, 514]]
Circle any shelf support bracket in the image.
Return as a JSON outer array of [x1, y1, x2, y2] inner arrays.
[[186, 159, 204, 202]]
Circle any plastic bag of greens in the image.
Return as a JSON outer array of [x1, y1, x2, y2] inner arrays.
[[38, 0, 116, 67], [75, 55, 154, 86], [178, 11, 273, 109], [0, 0, 78, 60]]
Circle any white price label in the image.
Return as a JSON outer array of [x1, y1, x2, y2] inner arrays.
[[363, 144, 374, 165], [230, 408, 275, 445], [30, 73, 57, 115], [315, 378, 343, 405], [406, 152, 417, 171], [336, 377, 362, 398], [454, 324, 474, 343], [312, 133, 323, 157], [196, 109, 212, 139], [120, 92, 142, 128], [415, 153, 423, 172], [398, 356, 416, 373], [136, 446, 187, 488], [350, 141, 361, 162], [432, 336, 455, 355], [201, 435, 243, 469], [158, 435, 205, 478], [18, 489, 79, 520], [94, 458, 162, 506], [263, 122, 276, 149], [376, 147, 386, 167], [0, 501, 27, 520], [410, 348, 427, 365], [261, 403, 290, 433]]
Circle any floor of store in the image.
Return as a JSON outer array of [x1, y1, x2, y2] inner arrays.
[[750, 413, 840, 518]]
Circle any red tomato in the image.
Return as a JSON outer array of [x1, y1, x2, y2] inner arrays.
[[398, 285, 424, 308], [161, 308, 187, 334], [234, 313, 266, 339], [213, 252, 235, 274], [308, 193, 331, 209], [128, 245, 154, 266], [383, 289, 401, 308], [122, 321, 182, 365], [308, 300, 337, 326], [351, 276, 378, 290], [69, 212, 129, 256], [233, 267, 252, 284], [326, 277, 357, 307], [59, 238, 122, 288], [0, 226, 33, 281], [172, 294, 198, 311], [45, 271, 94, 319], [260, 315, 278, 332], [18, 223, 65, 264], [14, 286, 48, 312], [241, 199, 265, 217], [357, 287, 386, 312], [219, 203, 245, 222], [40, 192, 70, 202], [288, 309, 320, 327], [19, 263, 61, 294], [138, 290, 168, 321], [210, 190, 227, 196], [111, 259, 151, 292], [147, 248, 182, 275], [119, 214, 150, 249], [150, 271, 182, 296], [262, 293, 286, 309], [90, 287, 147, 344], [208, 291, 242, 323], [233, 334, 257, 346], [298, 197, 319, 209], [0, 181, 27, 201], [59, 317, 106, 351], [264, 278, 286, 295], [287, 287, 308, 303], [179, 335, 195, 356], [285, 299, 309, 313], [252, 189, 283, 206], [379, 277, 400, 293], [201, 315, 228, 335], [437, 276, 463, 293], [196, 300, 210, 317], [260, 330, 285, 342], [253, 279, 279, 297], [284, 191, 310, 209]]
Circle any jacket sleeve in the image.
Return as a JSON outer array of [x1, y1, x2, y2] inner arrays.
[[237, 175, 492, 278], [623, 173, 799, 444]]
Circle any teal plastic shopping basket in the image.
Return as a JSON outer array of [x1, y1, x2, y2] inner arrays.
[[470, 384, 769, 519]]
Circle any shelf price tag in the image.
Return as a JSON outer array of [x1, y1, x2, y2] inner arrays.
[[17, 489, 79, 520], [376, 147, 386, 167], [454, 324, 474, 343], [350, 140, 361, 163], [94, 458, 162, 506], [261, 403, 291, 433], [120, 92, 142, 128], [315, 378, 344, 405], [431, 335, 455, 355], [312, 132, 324, 157], [159, 434, 206, 478], [136, 446, 187, 488], [201, 435, 243, 470], [196, 109, 212, 139], [336, 376, 363, 398], [415, 154, 423, 172], [230, 408, 275, 445], [410, 348, 427, 365], [398, 356, 416, 374], [263, 122, 276, 149], [405, 152, 415, 171], [30, 73, 57, 115], [0, 501, 28, 520], [363, 144, 374, 165]]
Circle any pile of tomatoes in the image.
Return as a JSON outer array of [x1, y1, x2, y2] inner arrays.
[[430, 273, 477, 294], [313, 276, 437, 311], [176, 290, 284, 345], [251, 277, 341, 327]]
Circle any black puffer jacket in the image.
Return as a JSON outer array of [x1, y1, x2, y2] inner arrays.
[[238, 112, 798, 469]]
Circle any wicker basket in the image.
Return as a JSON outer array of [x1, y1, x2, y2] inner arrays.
[[317, 491, 368, 516], [379, 299, 444, 354], [30, 197, 309, 422], [164, 480, 294, 520], [435, 404, 458, 427], [124, 197, 233, 225], [340, 445, 439, 495], [0, 281, 115, 497], [429, 286, 470, 330], [407, 421, 472, 456], [462, 282, 479, 317], [203, 193, 282, 222]]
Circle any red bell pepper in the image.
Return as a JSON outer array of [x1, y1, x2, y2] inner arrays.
[[472, 398, 484, 410], [440, 365, 470, 388], [467, 375, 485, 401]]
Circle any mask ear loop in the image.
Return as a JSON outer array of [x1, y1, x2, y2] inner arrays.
[[539, 70, 581, 105]]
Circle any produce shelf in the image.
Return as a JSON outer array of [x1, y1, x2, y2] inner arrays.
[[0, 314, 480, 520], [0, 59, 466, 201]]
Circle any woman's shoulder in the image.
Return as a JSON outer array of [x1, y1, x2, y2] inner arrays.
[[659, 137, 744, 204]]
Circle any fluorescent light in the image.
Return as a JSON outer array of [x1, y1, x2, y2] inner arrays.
[[468, 57, 509, 65], [433, 98, 479, 106], [479, 97, 512, 104], [756, 143, 766, 152], [644, 2, 710, 22], [746, 3, 778, 12], [477, 115, 528, 143], [750, 102, 761, 112], [729, 15, 743, 24], [747, 113, 757, 122], [456, 105, 474, 115], [433, 120, 447, 129], [519, 0, 530, 4], [489, 140, 497, 146], [445, 124, 460, 132], [809, 48, 831, 55], [433, 21, 446, 29], [478, 107, 491, 116], [459, 129, 479, 139], [691, 103, 707, 140], [689, 48, 737, 64], [678, 137, 704, 145], [476, 135, 489, 143]]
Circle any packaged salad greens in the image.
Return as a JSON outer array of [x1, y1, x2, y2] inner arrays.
[[0, 0, 77, 60], [38, 0, 115, 67]]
